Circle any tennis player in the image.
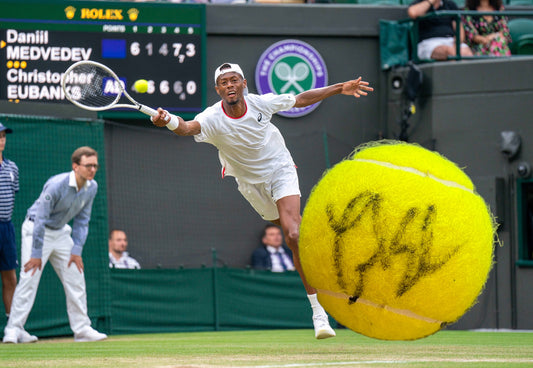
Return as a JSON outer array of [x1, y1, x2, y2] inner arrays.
[[152, 63, 373, 339]]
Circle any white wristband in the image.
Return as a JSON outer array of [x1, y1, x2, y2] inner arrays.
[[166, 115, 180, 131]]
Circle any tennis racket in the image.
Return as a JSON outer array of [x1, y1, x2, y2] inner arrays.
[[61, 60, 158, 117]]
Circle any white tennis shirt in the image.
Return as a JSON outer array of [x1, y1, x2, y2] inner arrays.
[[194, 93, 296, 184]]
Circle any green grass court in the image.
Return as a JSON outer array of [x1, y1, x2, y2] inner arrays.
[[0, 329, 532, 368]]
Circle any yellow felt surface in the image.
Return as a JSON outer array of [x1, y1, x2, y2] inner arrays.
[[300, 141, 495, 340], [134, 79, 148, 93]]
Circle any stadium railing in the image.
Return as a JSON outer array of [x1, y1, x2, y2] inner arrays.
[[380, 10, 533, 68]]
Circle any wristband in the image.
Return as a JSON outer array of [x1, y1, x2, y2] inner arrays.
[[166, 115, 180, 131], [426, 0, 433, 5]]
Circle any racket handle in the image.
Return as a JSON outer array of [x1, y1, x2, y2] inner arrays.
[[138, 104, 158, 117]]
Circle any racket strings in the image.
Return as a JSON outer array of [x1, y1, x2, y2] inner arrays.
[[63, 64, 121, 109]]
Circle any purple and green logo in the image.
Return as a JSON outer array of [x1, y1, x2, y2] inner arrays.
[[255, 39, 328, 118]]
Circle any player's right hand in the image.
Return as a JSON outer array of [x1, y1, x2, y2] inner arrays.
[[151, 108, 172, 127]]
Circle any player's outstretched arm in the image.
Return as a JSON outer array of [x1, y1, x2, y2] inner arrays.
[[151, 108, 201, 136], [294, 77, 374, 108]]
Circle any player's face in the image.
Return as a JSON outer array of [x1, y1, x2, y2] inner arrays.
[[263, 228, 283, 248], [73, 155, 99, 182], [215, 72, 247, 105]]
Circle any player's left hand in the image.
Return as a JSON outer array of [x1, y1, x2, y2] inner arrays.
[[68, 254, 84, 273], [342, 77, 374, 98]]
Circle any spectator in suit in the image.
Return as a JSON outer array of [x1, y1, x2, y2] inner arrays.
[[251, 224, 295, 272]]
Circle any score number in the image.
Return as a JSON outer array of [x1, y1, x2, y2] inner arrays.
[[129, 41, 198, 100], [130, 42, 196, 63], [134, 79, 197, 101]]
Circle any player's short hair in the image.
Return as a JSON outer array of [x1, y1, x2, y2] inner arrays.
[[71, 146, 97, 164]]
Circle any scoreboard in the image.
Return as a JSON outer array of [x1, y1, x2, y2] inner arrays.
[[0, 0, 206, 119]]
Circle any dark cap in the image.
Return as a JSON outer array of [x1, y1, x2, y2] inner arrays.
[[0, 123, 12, 134]]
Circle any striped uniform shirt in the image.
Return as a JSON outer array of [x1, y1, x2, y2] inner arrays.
[[0, 158, 19, 221]]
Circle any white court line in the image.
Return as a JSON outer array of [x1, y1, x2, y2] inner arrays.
[[251, 362, 411, 367], [250, 359, 533, 368], [157, 357, 533, 368]]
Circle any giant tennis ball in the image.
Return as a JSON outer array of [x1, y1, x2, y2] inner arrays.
[[299, 140, 495, 341], [133, 79, 149, 93]]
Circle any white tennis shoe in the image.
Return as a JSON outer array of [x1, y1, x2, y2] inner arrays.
[[2, 329, 17, 344], [313, 314, 336, 339], [2, 328, 38, 344], [74, 326, 107, 342], [18, 329, 38, 343]]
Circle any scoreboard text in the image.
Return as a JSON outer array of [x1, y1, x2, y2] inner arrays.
[[0, 1, 206, 118]]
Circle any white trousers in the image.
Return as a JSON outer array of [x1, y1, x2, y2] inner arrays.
[[5, 219, 91, 335]]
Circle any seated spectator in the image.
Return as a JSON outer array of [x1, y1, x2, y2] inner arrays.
[[251, 224, 295, 272], [408, 0, 474, 61], [108, 229, 140, 269], [463, 0, 511, 56]]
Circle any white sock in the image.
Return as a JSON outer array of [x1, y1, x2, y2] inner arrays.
[[307, 294, 327, 317]]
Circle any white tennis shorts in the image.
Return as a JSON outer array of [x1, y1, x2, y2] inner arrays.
[[236, 165, 301, 221], [417, 37, 470, 60]]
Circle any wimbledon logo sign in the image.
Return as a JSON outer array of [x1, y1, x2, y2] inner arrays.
[[255, 39, 328, 118]]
